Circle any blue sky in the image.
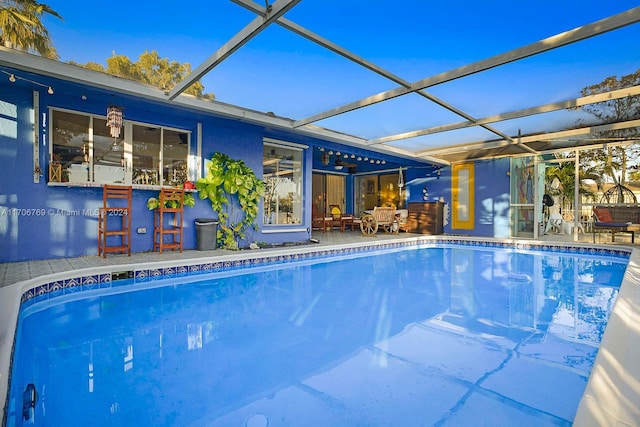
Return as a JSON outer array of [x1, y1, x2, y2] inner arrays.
[[44, 1, 640, 149]]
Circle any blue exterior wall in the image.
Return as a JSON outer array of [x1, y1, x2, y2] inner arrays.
[[0, 83, 321, 262], [0, 71, 432, 262], [405, 158, 511, 237], [0, 68, 511, 262]]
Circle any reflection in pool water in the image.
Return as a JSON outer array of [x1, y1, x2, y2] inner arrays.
[[7, 245, 627, 426]]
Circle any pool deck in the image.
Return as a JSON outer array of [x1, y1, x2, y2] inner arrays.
[[1, 230, 639, 426], [0, 229, 628, 288]]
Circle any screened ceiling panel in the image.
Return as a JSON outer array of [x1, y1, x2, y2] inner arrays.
[[14, 0, 640, 167]]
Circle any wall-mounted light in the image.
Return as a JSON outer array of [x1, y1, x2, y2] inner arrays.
[[8, 74, 15, 83], [357, 156, 362, 161]]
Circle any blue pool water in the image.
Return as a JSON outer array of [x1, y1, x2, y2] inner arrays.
[[6, 245, 628, 426]]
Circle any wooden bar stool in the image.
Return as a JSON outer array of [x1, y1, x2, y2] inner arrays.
[[97, 185, 132, 257], [153, 188, 185, 253]]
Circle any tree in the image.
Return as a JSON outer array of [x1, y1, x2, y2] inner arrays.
[[0, 0, 61, 58], [545, 156, 599, 209], [71, 50, 215, 100], [573, 69, 640, 185]]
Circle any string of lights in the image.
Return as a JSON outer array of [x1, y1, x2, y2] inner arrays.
[[1, 69, 54, 94]]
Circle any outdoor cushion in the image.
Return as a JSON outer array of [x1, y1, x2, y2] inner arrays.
[[593, 207, 613, 223]]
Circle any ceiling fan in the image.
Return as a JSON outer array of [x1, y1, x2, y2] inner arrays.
[[335, 157, 356, 172]]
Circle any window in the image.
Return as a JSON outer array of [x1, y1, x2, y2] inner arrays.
[[50, 109, 190, 186], [263, 140, 303, 225]]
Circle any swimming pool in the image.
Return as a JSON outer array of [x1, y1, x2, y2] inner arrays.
[[3, 241, 629, 426]]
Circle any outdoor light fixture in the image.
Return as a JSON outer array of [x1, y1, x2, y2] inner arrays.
[[321, 152, 330, 166], [106, 105, 124, 139], [357, 156, 362, 161], [364, 157, 369, 161], [1, 70, 54, 94]]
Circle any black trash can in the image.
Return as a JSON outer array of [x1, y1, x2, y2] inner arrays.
[[195, 218, 218, 251]]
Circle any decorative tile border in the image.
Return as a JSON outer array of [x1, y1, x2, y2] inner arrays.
[[18, 237, 631, 310]]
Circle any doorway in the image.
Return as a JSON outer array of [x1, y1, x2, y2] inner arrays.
[[312, 173, 346, 215], [451, 163, 474, 229]]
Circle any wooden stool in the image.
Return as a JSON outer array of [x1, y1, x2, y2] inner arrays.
[[153, 188, 185, 253], [98, 185, 132, 257]]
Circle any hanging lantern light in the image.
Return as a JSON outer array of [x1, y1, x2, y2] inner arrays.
[[321, 152, 330, 166], [106, 105, 124, 138]]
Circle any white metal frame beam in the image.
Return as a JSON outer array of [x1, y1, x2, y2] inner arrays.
[[167, 0, 302, 100], [231, 0, 512, 142], [369, 85, 640, 145], [294, 7, 640, 128], [415, 118, 640, 159]]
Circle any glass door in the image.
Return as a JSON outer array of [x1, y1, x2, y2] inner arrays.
[[510, 156, 536, 238], [312, 173, 345, 215]]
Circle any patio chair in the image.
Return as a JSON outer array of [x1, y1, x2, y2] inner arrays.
[[329, 204, 354, 231], [312, 205, 332, 231]]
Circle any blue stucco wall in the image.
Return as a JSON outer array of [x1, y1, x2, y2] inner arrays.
[[405, 158, 511, 237], [0, 83, 317, 262], [0, 71, 510, 262]]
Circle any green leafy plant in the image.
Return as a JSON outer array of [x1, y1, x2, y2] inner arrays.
[[196, 152, 265, 250], [146, 191, 195, 210]]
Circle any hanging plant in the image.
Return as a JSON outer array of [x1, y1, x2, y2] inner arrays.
[[196, 152, 265, 250]]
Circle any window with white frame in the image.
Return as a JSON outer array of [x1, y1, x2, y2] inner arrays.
[[263, 140, 304, 225], [50, 108, 190, 186]]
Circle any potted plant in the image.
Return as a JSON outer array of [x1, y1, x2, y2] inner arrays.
[[196, 152, 265, 250], [146, 191, 195, 210]]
